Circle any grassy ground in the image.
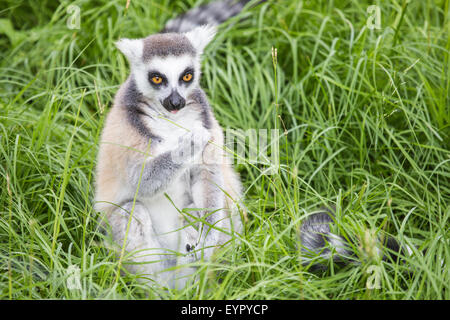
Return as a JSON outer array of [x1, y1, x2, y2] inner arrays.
[[0, 0, 449, 299]]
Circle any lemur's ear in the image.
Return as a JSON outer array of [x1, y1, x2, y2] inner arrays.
[[115, 38, 143, 63], [184, 25, 217, 55]]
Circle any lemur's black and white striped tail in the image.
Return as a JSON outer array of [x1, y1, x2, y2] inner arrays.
[[162, 0, 265, 33], [300, 207, 409, 270]]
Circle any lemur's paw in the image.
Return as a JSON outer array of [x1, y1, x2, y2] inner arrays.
[[172, 129, 210, 164], [190, 127, 211, 154], [185, 243, 195, 252], [178, 244, 198, 265], [191, 126, 211, 143], [185, 240, 215, 261]]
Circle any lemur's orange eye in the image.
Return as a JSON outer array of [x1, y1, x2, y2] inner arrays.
[[183, 73, 193, 82], [152, 76, 163, 84]]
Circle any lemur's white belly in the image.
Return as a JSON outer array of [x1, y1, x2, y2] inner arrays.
[[142, 170, 192, 252], [140, 107, 203, 252]]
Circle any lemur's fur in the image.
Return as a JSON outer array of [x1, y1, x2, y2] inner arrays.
[[162, 0, 265, 33], [299, 207, 412, 270], [95, 4, 250, 288]]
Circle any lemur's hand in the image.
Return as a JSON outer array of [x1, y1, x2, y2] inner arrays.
[[171, 127, 210, 165], [185, 239, 215, 262], [183, 223, 199, 257], [181, 228, 213, 263], [191, 126, 211, 148], [178, 242, 199, 265]]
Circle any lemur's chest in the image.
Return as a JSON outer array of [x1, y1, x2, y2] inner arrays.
[[140, 109, 202, 233]]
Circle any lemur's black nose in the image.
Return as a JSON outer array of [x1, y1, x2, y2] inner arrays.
[[163, 90, 185, 112]]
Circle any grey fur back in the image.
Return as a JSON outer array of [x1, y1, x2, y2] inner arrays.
[[162, 0, 265, 33]]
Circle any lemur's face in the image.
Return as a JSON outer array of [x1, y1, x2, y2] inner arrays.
[[136, 54, 198, 114], [116, 25, 216, 115]]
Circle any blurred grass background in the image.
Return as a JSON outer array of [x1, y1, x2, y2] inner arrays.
[[0, 0, 449, 299]]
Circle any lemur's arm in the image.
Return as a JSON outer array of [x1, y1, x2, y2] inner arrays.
[[189, 162, 227, 260], [127, 129, 210, 198]]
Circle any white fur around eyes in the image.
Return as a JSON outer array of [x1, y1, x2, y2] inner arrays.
[[132, 54, 200, 105], [148, 55, 198, 85]]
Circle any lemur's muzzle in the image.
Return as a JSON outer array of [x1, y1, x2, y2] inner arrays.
[[163, 90, 186, 114]]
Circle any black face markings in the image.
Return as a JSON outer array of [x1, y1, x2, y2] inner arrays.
[[147, 67, 194, 89], [122, 77, 162, 143], [179, 67, 195, 85], [148, 70, 168, 88]]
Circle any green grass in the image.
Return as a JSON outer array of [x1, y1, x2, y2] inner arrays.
[[0, 0, 449, 299]]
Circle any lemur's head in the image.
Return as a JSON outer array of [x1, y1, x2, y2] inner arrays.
[[116, 25, 216, 114]]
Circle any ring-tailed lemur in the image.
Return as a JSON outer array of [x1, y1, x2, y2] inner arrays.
[[95, 1, 261, 289]]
